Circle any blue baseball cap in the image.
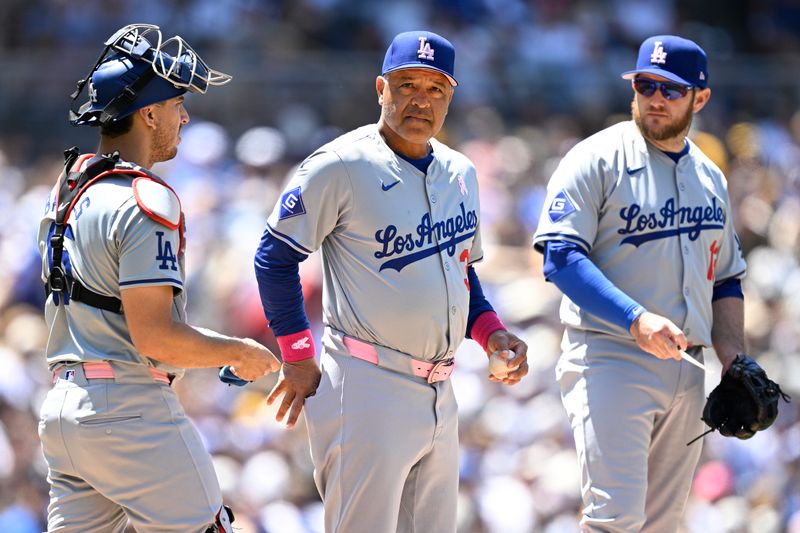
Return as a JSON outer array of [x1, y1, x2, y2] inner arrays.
[[382, 30, 457, 86], [621, 35, 708, 88]]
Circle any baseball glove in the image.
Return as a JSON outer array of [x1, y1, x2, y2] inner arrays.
[[700, 354, 790, 440]]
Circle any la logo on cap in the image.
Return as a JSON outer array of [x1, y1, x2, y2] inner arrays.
[[88, 80, 98, 103], [417, 36, 435, 60], [650, 41, 667, 64], [620, 35, 708, 89], [381, 30, 458, 86]]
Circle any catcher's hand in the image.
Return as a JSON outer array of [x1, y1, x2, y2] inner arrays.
[[700, 354, 790, 440]]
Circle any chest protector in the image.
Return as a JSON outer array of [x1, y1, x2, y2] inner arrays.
[[45, 147, 185, 314]]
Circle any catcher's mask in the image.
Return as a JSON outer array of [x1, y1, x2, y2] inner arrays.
[[70, 23, 232, 127]]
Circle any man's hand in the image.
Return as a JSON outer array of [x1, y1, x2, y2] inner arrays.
[[267, 358, 322, 429], [486, 330, 529, 385], [629, 311, 686, 361], [227, 338, 281, 381]]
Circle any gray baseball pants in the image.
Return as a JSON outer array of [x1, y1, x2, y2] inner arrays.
[[557, 330, 706, 532], [39, 363, 222, 532], [304, 348, 459, 533]]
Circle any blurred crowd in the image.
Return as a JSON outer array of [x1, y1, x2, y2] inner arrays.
[[2, 1, 800, 532]]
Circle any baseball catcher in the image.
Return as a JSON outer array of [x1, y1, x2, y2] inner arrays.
[[37, 23, 279, 532]]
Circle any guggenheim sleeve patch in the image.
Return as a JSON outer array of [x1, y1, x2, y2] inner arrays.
[[278, 186, 307, 220], [548, 190, 577, 222], [132, 177, 182, 230]]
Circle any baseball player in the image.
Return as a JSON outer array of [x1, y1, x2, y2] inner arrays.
[[533, 35, 747, 532], [37, 24, 280, 532], [254, 31, 529, 533]]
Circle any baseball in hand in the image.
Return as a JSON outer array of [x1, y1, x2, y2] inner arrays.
[[489, 350, 516, 379]]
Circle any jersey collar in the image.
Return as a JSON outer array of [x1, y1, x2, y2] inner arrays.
[[625, 119, 697, 170], [623, 120, 649, 175]]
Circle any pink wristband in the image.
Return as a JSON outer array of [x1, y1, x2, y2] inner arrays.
[[277, 329, 316, 362], [471, 311, 507, 351]]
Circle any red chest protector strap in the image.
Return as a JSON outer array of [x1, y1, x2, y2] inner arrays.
[[46, 147, 182, 314]]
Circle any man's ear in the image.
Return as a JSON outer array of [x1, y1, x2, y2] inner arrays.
[[693, 88, 711, 114], [376, 76, 386, 106], [137, 105, 158, 129]]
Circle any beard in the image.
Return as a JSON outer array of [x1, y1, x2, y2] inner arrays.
[[632, 92, 695, 142], [150, 125, 179, 163]]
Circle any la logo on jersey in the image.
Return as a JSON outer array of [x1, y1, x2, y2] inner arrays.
[[548, 190, 576, 222], [650, 41, 667, 64], [418, 37, 435, 60], [156, 231, 178, 271], [278, 187, 307, 220]]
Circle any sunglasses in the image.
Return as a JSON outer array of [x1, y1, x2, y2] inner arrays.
[[632, 78, 692, 100]]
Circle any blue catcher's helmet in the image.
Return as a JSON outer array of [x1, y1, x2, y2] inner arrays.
[[77, 53, 186, 124], [70, 24, 232, 126]]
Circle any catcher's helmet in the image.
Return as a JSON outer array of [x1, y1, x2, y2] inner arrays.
[[70, 24, 232, 127]]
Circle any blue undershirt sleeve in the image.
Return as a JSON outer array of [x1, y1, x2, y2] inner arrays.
[[712, 277, 743, 301], [465, 266, 496, 339], [543, 240, 646, 330], [253, 228, 311, 336]]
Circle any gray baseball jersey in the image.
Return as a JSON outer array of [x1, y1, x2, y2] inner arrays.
[[533, 120, 747, 532], [533, 120, 746, 346], [37, 156, 223, 532], [266, 123, 483, 361], [267, 123, 482, 532], [39, 162, 186, 376]]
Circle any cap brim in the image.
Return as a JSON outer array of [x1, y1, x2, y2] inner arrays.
[[382, 64, 458, 86], [621, 68, 693, 87]]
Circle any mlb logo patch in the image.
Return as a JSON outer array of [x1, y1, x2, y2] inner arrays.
[[65, 370, 75, 382], [548, 190, 576, 222], [278, 187, 306, 220]]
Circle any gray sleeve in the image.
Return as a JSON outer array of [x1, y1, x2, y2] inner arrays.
[[714, 182, 747, 282], [466, 166, 484, 264], [116, 205, 183, 291], [266, 150, 353, 253], [468, 217, 484, 265], [532, 147, 606, 253]]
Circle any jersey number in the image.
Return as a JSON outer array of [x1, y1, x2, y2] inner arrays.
[[460, 249, 470, 291], [707, 240, 719, 281]]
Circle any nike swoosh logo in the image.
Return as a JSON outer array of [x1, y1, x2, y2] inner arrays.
[[381, 180, 401, 191], [626, 166, 646, 175]]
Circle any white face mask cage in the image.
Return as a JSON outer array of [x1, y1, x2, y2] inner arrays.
[[105, 23, 163, 58], [107, 23, 232, 93], [70, 23, 233, 125]]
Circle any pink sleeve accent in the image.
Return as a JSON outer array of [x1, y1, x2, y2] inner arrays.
[[471, 311, 507, 351], [277, 329, 316, 362]]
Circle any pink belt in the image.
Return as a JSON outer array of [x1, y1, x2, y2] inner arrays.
[[343, 336, 455, 384], [52, 361, 172, 385]]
